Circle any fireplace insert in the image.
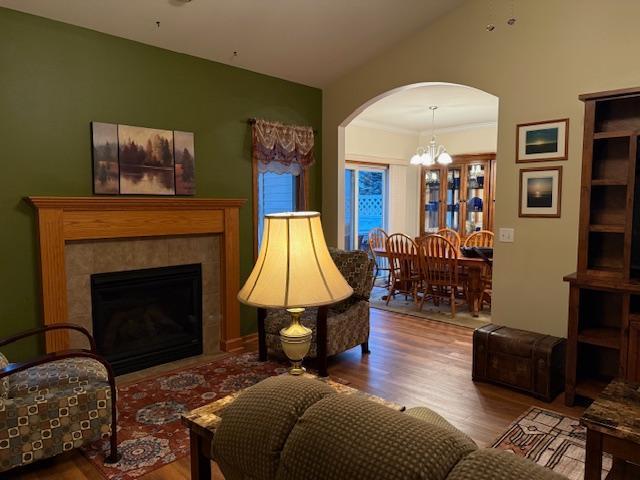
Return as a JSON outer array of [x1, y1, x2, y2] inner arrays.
[[91, 264, 203, 375]]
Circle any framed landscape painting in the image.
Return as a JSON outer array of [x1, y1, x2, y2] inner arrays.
[[516, 118, 569, 162], [91, 122, 119, 194], [118, 124, 175, 195], [174, 131, 196, 195], [519, 166, 562, 218]]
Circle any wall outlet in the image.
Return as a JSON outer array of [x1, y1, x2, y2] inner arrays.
[[498, 228, 515, 243]]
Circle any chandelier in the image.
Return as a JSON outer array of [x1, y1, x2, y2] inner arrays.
[[410, 106, 452, 166]]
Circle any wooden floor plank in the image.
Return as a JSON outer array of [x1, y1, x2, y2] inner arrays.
[[7, 308, 582, 479]]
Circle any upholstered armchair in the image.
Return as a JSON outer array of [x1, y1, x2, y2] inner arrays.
[[0, 323, 118, 473], [257, 249, 374, 377]]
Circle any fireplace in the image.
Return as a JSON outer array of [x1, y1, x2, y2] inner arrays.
[[91, 264, 203, 375]]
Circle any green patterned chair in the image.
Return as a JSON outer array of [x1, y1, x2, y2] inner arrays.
[[212, 376, 566, 480], [257, 249, 375, 377], [0, 323, 119, 473]]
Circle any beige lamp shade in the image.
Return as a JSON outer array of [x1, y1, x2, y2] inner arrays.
[[238, 212, 353, 309]]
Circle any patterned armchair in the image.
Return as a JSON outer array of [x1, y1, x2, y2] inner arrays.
[[0, 323, 118, 473], [258, 249, 374, 377]]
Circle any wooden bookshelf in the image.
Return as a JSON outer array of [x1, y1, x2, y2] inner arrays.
[[565, 87, 640, 405]]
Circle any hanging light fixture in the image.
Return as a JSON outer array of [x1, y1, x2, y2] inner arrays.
[[410, 106, 452, 166]]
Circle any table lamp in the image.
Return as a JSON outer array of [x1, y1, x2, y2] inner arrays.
[[238, 212, 353, 374]]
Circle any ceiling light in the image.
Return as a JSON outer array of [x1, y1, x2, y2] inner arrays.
[[409, 106, 452, 166]]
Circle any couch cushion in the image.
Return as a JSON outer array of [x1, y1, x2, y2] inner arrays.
[[212, 376, 335, 480], [405, 407, 476, 447], [276, 393, 477, 480], [446, 449, 566, 480]]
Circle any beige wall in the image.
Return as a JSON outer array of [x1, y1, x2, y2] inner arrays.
[[419, 124, 498, 155], [323, 0, 640, 337]]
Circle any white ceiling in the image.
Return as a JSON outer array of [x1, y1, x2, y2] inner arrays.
[[0, 0, 464, 88], [351, 83, 499, 134]]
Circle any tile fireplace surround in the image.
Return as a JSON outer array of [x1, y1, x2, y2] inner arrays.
[[27, 196, 246, 354], [65, 235, 221, 354]]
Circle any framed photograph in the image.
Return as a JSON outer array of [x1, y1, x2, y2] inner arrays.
[[118, 124, 176, 195], [174, 131, 196, 195], [519, 166, 562, 218], [91, 122, 120, 194], [516, 118, 569, 163]]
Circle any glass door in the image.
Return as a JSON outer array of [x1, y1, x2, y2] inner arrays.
[[465, 163, 486, 235], [423, 168, 441, 234], [446, 167, 462, 233], [344, 164, 387, 250]]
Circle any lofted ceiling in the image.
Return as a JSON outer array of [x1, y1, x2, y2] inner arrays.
[[351, 83, 499, 134], [0, 0, 464, 88]]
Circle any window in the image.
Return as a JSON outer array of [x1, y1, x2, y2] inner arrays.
[[257, 171, 299, 246], [344, 163, 388, 251]]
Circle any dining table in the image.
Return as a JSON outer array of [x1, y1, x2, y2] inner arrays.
[[373, 247, 491, 317]]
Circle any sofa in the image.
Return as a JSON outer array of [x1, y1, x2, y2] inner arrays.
[[212, 376, 564, 480], [258, 248, 374, 376]]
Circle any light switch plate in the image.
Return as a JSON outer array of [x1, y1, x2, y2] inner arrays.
[[498, 228, 514, 243]]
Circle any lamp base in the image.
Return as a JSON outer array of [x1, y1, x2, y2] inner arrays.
[[280, 307, 312, 376]]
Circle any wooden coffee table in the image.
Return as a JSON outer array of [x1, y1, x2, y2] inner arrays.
[[581, 378, 640, 480], [181, 374, 404, 480]]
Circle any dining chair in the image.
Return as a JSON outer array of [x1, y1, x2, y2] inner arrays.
[[385, 233, 420, 305], [463, 229, 493, 309], [463, 230, 494, 248], [417, 234, 459, 317], [368, 228, 391, 288], [436, 227, 461, 252]]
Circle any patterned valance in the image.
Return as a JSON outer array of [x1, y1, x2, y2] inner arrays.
[[252, 119, 315, 175]]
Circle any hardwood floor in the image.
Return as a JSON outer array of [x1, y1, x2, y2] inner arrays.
[[8, 308, 584, 479]]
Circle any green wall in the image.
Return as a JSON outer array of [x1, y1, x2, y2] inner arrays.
[[0, 8, 322, 360]]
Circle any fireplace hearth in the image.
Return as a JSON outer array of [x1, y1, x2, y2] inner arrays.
[[91, 264, 203, 375]]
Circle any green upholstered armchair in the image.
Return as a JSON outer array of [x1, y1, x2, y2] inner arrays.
[[0, 323, 119, 473], [257, 249, 375, 377]]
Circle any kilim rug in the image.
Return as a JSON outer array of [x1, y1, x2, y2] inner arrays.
[[81, 352, 289, 480], [492, 407, 612, 479]]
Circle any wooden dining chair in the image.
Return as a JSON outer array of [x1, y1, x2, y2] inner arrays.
[[463, 229, 493, 310], [437, 227, 461, 252], [417, 234, 459, 317], [368, 228, 391, 288], [385, 233, 420, 305], [463, 230, 494, 248]]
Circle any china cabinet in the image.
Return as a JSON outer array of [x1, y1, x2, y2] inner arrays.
[[419, 153, 496, 237]]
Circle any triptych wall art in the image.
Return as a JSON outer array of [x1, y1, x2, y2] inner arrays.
[[516, 118, 568, 218], [91, 122, 195, 196]]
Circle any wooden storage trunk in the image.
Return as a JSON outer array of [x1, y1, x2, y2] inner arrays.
[[472, 324, 566, 402]]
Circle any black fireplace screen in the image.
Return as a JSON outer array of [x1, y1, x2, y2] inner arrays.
[[91, 264, 203, 375]]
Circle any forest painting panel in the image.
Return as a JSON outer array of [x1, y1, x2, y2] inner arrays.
[[174, 131, 196, 195], [92, 122, 119, 194], [118, 125, 175, 195]]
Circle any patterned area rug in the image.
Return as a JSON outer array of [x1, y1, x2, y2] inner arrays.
[[81, 352, 288, 480], [492, 407, 612, 480], [370, 285, 491, 330]]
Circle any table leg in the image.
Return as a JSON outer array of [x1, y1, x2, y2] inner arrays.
[[190, 430, 212, 480], [585, 429, 603, 480], [465, 266, 483, 317]]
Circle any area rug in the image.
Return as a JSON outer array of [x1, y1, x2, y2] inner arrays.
[[492, 407, 612, 479], [81, 352, 289, 480], [370, 285, 491, 329]]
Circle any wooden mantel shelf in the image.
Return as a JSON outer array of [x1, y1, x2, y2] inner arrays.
[[27, 196, 247, 354], [28, 196, 246, 210]]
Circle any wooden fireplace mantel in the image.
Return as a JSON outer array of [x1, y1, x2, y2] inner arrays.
[[27, 196, 247, 354]]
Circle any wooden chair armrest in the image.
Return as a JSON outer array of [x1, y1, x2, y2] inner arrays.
[[0, 323, 96, 352], [0, 349, 114, 381]]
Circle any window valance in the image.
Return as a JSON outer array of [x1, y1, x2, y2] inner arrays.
[[252, 119, 315, 175]]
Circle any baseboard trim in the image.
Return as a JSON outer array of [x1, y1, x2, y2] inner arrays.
[[220, 333, 258, 353]]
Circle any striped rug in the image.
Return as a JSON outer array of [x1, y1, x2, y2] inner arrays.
[[492, 407, 611, 479]]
